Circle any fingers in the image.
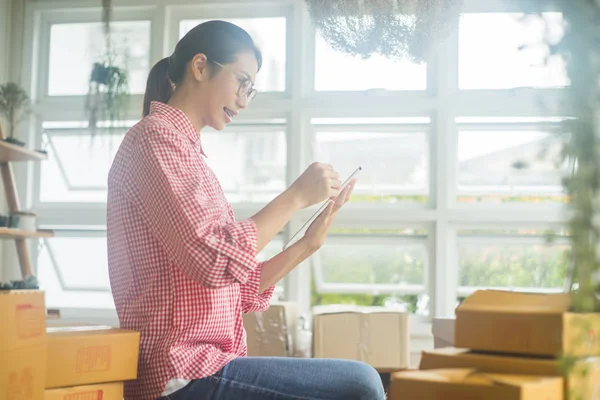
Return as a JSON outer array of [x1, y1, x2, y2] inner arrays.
[[329, 177, 342, 190], [333, 180, 355, 212]]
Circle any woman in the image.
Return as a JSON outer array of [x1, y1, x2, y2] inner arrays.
[[107, 20, 385, 400]]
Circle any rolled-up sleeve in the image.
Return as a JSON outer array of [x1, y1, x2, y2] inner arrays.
[[127, 124, 260, 289], [240, 262, 276, 313]]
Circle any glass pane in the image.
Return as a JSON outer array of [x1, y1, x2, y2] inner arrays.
[[40, 128, 126, 203], [38, 236, 115, 309], [459, 13, 568, 89], [202, 128, 287, 203], [458, 241, 569, 290], [315, 129, 428, 203], [49, 21, 151, 95], [180, 18, 286, 92], [315, 32, 427, 91], [319, 242, 426, 286], [457, 130, 569, 203], [256, 238, 284, 295], [311, 236, 429, 315]]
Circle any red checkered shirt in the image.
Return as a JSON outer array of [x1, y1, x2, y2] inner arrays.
[[107, 101, 275, 400]]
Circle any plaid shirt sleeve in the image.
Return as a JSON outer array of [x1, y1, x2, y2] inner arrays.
[[240, 261, 276, 313], [127, 124, 260, 288]]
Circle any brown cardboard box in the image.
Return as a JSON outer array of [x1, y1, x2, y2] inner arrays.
[[389, 368, 564, 400], [243, 302, 297, 357], [432, 318, 455, 349], [312, 305, 409, 370], [419, 347, 600, 400], [0, 290, 48, 400], [44, 382, 123, 400], [455, 290, 600, 357], [46, 325, 140, 389]]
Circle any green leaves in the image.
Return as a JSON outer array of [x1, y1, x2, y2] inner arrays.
[[0, 82, 31, 138], [0, 275, 39, 290]]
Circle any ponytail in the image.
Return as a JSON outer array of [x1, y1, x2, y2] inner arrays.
[[142, 21, 262, 117], [142, 57, 173, 117]]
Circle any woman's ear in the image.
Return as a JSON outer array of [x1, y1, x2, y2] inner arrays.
[[191, 53, 209, 81]]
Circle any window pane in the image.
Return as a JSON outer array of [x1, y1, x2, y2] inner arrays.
[[319, 243, 426, 286], [38, 235, 115, 309], [311, 231, 429, 315], [40, 127, 126, 203], [256, 237, 284, 298], [457, 130, 569, 203], [458, 235, 569, 293], [202, 127, 287, 203], [180, 18, 286, 92], [459, 13, 568, 89], [315, 32, 426, 91], [49, 21, 151, 95], [314, 125, 428, 203]]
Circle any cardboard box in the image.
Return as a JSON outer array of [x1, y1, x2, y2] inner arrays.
[[1, 290, 48, 400], [389, 368, 564, 400], [455, 290, 600, 357], [1, 290, 47, 351], [243, 302, 297, 357], [420, 347, 600, 400], [312, 305, 410, 370], [46, 325, 140, 389], [44, 382, 123, 400], [432, 318, 455, 349]]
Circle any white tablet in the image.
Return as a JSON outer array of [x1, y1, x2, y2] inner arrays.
[[283, 166, 362, 251]]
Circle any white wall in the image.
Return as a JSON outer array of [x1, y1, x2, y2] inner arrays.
[[0, 0, 10, 282], [0, 0, 27, 282]]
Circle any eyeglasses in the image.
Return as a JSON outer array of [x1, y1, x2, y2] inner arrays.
[[211, 60, 258, 101]]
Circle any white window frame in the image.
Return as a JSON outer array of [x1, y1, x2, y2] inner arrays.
[[13, 0, 571, 326]]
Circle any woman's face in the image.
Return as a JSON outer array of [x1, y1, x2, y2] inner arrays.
[[192, 51, 258, 131]]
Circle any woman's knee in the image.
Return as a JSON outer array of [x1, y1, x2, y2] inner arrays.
[[339, 360, 386, 400]]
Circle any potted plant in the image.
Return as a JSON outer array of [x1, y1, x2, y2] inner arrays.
[[304, 0, 463, 62], [0, 275, 39, 290], [84, 0, 129, 135], [0, 82, 31, 147], [85, 60, 129, 134]]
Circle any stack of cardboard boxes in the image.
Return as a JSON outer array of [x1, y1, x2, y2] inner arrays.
[[389, 290, 600, 400], [243, 303, 412, 373], [1, 289, 140, 400]]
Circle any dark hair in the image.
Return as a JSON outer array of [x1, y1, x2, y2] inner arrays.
[[142, 20, 262, 116]]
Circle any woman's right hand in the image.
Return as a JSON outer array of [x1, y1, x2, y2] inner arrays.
[[288, 162, 341, 209]]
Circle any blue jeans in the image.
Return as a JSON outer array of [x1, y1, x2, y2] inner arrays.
[[161, 357, 386, 400]]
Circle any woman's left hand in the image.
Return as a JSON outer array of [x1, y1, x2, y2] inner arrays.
[[302, 180, 356, 251]]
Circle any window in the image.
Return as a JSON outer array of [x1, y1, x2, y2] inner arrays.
[[313, 119, 429, 204], [256, 237, 285, 299], [180, 18, 286, 92], [48, 21, 151, 96], [311, 229, 429, 315], [38, 233, 115, 309], [456, 120, 571, 204], [457, 229, 569, 298], [201, 123, 287, 203], [24, 2, 573, 318], [459, 13, 568, 89], [39, 124, 128, 203], [314, 32, 427, 91]]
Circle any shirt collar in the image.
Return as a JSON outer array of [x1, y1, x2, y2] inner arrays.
[[148, 101, 207, 157]]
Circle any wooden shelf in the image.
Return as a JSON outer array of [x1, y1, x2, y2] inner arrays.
[[0, 228, 54, 239], [0, 140, 47, 162]]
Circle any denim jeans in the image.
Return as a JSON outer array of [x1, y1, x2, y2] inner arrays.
[[161, 357, 386, 400]]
